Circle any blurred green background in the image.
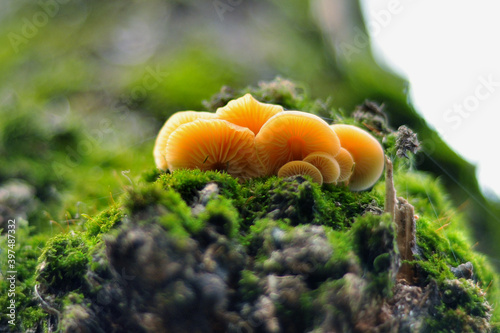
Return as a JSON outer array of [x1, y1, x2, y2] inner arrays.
[[1, 0, 499, 268]]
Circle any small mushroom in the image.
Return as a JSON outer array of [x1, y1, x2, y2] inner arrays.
[[216, 93, 283, 135], [334, 147, 355, 183], [277, 161, 323, 185], [255, 111, 341, 175], [166, 119, 263, 179], [330, 124, 384, 191], [303, 152, 340, 184], [153, 111, 218, 170]]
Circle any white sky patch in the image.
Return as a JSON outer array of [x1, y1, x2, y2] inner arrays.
[[360, 0, 500, 199]]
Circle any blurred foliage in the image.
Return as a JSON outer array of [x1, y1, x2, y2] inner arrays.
[[0, 0, 499, 267]]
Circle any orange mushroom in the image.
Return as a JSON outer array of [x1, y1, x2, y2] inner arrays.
[[255, 111, 341, 175], [277, 161, 323, 185], [216, 93, 283, 135], [330, 124, 384, 191], [334, 147, 355, 183], [153, 111, 218, 170], [165, 119, 263, 179], [303, 151, 340, 184]]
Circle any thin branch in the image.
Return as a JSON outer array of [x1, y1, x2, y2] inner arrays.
[[385, 155, 416, 283], [384, 155, 397, 219], [34, 284, 61, 318]]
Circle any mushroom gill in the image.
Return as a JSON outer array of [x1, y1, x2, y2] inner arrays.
[[303, 151, 340, 184], [153, 111, 218, 170], [334, 147, 355, 183], [255, 111, 341, 175], [277, 160, 323, 185], [166, 119, 263, 179]]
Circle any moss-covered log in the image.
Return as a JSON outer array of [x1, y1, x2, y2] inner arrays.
[[0, 79, 498, 333]]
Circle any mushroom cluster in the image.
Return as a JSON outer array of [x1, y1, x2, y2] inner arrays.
[[153, 94, 384, 191]]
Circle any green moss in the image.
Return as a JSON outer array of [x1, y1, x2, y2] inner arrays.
[[0, 111, 66, 204], [0, 225, 49, 331], [350, 213, 396, 296], [155, 169, 383, 236], [158, 214, 192, 239], [425, 279, 492, 333], [1, 41, 498, 330], [122, 183, 202, 238], [124, 183, 183, 220], [447, 279, 490, 317], [62, 292, 85, 308], [411, 199, 500, 319], [243, 175, 319, 227], [18, 307, 47, 331], [312, 275, 366, 320], [141, 168, 164, 184], [240, 175, 383, 232], [241, 218, 292, 256], [391, 170, 500, 321], [36, 231, 89, 293], [153, 168, 498, 320], [198, 197, 241, 239], [395, 172, 453, 219], [383, 131, 398, 156], [350, 214, 394, 272], [320, 183, 384, 229], [238, 270, 262, 302], [316, 230, 359, 280], [87, 242, 109, 278], [84, 206, 123, 239], [413, 256, 455, 283], [3, 160, 497, 330], [157, 169, 242, 204], [299, 291, 316, 328], [470, 255, 500, 321], [31, 166, 500, 328], [245, 77, 308, 111]]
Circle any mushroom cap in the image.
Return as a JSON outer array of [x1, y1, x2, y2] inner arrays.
[[166, 119, 263, 179], [153, 111, 218, 170], [216, 93, 283, 135], [255, 111, 341, 175], [303, 151, 340, 184], [277, 161, 323, 185], [334, 147, 355, 183], [330, 124, 384, 191]]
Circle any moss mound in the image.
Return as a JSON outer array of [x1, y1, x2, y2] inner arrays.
[[0, 79, 498, 332], [0, 167, 495, 332]]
